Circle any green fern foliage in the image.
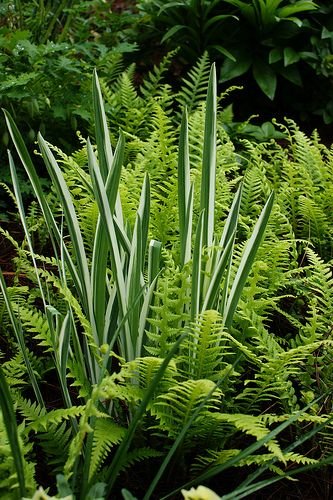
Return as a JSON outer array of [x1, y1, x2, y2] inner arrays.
[[178, 311, 230, 382], [176, 51, 211, 116], [89, 418, 126, 480], [151, 379, 222, 439]]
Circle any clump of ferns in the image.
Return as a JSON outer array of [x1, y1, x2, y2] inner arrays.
[[251, 120, 333, 260], [230, 248, 333, 418]]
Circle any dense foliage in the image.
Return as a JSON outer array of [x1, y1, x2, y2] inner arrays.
[[0, 58, 333, 498], [138, 0, 333, 125], [1, 2, 333, 499]]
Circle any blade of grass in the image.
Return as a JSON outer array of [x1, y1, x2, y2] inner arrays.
[[218, 183, 242, 254], [127, 175, 150, 358], [200, 64, 217, 248], [137, 173, 150, 269], [37, 133, 98, 384], [224, 191, 274, 329], [3, 110, 81, 299], [190, 211, 204, 322], [8, 151, 48, 308], [87, 138, 130, 358], [0, 365, 26, 498], [148, 239, 162, 285], [92, 70, 124, 226], [91, 132, 125, 343], [218, 183, 243, 315], [201, 231, 235, 311], [38, 134, 94, 325], [92, 69, 113, 182], [127, 214, 143, 361], [178, 107, 192, 266]]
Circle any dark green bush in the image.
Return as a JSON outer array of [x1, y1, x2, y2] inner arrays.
[[137, 0, 333, 125]]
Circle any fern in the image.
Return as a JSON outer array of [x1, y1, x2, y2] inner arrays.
[[127, 356, 178, 396], [147, 251, 190, 357], [151, 379, 222, 439], [178, 311, 233, 382], [89, 417, 126, 480], [195, 448, 317, 472], [291, 248, 333, 347], [237, 338, 326, 413], [1, 351, 42, 389], [140, 49, 176, 101], [176, 51, 211, 116], [37, 421, 73, 472]]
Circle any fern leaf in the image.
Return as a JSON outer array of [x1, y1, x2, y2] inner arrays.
[[151, 379, 222, 438], [27, 406, 85, 432], [89, 417, 126, 480], [177, 52, 211, 115]]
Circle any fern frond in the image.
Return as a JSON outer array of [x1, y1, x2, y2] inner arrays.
[[0, 413, 36, 497], [151, 379, 222, 439], [127, 356, 177, 395], [27, 406, 85, 432], [178, 311, 232, 381], [19, 305, 53, 351], [121, 447, 163, 470], [195, 448, 317, 472], [147, 252, 190, 356], [215, 413, 285, 461], [89, 417, 126, 480], [177, 52, 211, 115], [37, 421, 72, 471], [140, 49, 176, 100]]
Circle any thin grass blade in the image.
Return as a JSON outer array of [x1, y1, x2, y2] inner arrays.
[[0, 365, 26, 497], [91, 132, 125, 342], [200, 64, 217, 248], [92, 69, 113, 182], [201, 231, 235, 311], [224, 191, 274, 329], [148, 240, 162, 285], [190, 211, 204, 321], [178, 107, 192, 266], [38, 134, 95, 337], [87, 138, 130, 356], [3, 110, 81, 295]]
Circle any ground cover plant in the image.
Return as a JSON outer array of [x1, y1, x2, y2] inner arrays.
[[0, 58, 333, 499]]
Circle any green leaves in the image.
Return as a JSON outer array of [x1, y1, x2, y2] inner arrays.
[[253, 60, 277, 100], [1, 64, 299, 500]]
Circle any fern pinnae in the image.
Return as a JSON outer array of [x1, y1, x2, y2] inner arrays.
[[151, 379, 222, 439], [140, 49, 177, 100], [179, 311, 229, 381], [176, 51, 211, 116], [88, 417, 126, 481]]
